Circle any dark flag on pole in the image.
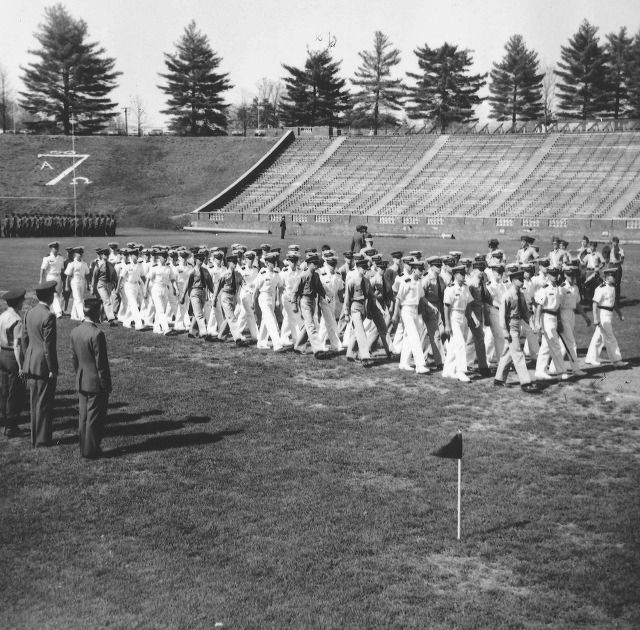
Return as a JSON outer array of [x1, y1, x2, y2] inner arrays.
[[432, 433, 462, 459]]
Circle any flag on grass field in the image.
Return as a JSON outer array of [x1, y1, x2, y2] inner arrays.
[[432, 433, 462, 459]]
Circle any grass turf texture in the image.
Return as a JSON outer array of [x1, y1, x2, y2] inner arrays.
[[1, 231, 639, 629]]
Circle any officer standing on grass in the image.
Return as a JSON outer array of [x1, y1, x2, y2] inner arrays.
[[71, 297, 112, 459], [22, 280, 59, 447], [0, 289, 26, 437]]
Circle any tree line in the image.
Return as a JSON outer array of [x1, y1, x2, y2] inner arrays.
[[3, 4, 640, 136]]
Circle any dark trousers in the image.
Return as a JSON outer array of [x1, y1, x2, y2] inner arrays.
[[79, 391, 108, 458], [29, 376, 56, 446], [1, 351, 26, 432]]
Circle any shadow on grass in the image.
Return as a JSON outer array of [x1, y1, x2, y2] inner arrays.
[[102, 428, 244, 457], [55, 413, 214, 444], [54, 408, 164, 433]]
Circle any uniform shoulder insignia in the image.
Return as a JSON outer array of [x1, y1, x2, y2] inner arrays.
[[260, 269, 267, 274], [404, 277, 411, 283]]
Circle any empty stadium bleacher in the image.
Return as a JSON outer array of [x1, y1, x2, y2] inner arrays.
[[191, 130, 640, 233]]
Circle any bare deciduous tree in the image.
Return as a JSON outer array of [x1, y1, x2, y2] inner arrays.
[[131, 93, 146, 136]]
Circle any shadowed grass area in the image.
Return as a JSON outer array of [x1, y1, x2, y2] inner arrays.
[[0, 233, 639, 629]]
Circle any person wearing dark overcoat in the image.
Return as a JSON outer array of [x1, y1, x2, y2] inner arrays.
[[70, 297, 112, 458], [22, 280, 59, 447]]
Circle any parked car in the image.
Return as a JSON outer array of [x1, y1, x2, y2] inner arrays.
[[254, 129, 266, 137]]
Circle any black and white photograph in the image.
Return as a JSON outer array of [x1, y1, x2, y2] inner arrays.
[[1, 0, 639, 627]]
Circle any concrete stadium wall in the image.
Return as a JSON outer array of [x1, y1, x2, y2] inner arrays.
[[191, 213, 640, 241]]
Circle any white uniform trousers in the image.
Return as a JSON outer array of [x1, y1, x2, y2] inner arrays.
[[281, 296, 302, 345], [443, 311, 468, 378], [318, 297, 342, 351], [141, 293, 155, 327], [536, 313, 566, 374], [521, 321, 539, 358], [495, 325, 532, 384], [399, 305, 426, 369], [559, 309, 580, 370], [165, 289, 179, 326], [150, 287, 170, 334], [45, 274, 63, 317], [586, 310, 622, 363], [257, 294, 283, 350], [346, 302, 371, 360], [122, 283, 145, 329], [70, 281, 85, 321], [237, 288, 259, 339], [206, 298, 226, 338]]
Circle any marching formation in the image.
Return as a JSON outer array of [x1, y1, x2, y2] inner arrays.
[[1, 212, 117, 238], [0, 231, 630, 453]]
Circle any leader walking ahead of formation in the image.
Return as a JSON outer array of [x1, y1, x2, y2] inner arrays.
[[71, 297, 112, 458]]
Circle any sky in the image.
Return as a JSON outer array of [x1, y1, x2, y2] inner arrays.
[[1, 0, 638, 129]]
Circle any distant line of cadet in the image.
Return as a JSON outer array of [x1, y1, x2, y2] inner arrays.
[[0, 231, 630, 453], [1, 213, 117, 238]]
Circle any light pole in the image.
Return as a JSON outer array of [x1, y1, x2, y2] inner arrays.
[[123, 107, 129, 135], [257, 103, 263, 130], [70, 116, 78, 235]]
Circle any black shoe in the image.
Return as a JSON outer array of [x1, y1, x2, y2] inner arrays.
[[362, 359, 374, 368], [521, 383, 542, 394], [108, 320, 118, 327], [493, 379, 507, 387], [479, 368, 493, 377], [314, 351, 324, 359], [187, 333, 196, 338], [235, 339, 248, 347]]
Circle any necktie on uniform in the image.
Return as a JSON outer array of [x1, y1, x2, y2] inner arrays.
[[516, 288, 529, 322], [230, 271, 236, 293]]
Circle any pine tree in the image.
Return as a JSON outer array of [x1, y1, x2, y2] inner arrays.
[[280, 49, 350, 127], [488, 35, 544, 127], [605, 27, 633, 118], [19, 4, 120, 135], [406, 42, 486, 133], [159, 21, 233, 135], [555, 20, 610, 119], [628, 30, 640, 117], [350, 31, 404, 134]]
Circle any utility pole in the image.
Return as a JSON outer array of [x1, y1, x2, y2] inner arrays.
[[123, 107, 129, 135]]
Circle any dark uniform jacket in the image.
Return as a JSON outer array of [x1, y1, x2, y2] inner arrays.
[[71, 321, 112, 394], [22, 303, 58, 378]]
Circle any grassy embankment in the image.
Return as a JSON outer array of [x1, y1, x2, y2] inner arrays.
[[0, 135, 277, 228]]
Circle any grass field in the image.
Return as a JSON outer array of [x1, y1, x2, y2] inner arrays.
[[1, 230, 639, 629]]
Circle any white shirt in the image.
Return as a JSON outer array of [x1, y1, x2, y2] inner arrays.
[[65, 260, 89, 283], [41, 254, 65, 278], [593, 284, 616, 309], [444, 282, 472, 311]]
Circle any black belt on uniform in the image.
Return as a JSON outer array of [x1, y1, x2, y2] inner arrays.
[[1, 346, 14, 351], [597, 305, 614, 311], [542, 309, 559, 316]]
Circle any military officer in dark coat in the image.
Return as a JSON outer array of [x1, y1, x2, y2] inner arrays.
[[22, 280, 59, 447], [70, 297, 112, 458]]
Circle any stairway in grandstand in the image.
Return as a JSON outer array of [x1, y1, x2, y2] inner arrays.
[[194, 131, 640, 221]]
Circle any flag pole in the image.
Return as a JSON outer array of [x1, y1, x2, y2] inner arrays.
[[457, 428, 462, 540], [457, 456, 461, 540]]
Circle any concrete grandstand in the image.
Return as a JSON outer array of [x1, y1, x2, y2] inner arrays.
[[189, 127, 640, 239]]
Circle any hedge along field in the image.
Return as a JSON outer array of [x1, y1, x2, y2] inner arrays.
[[0, 230, 639, 629], [0, 135, 278, 228]]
